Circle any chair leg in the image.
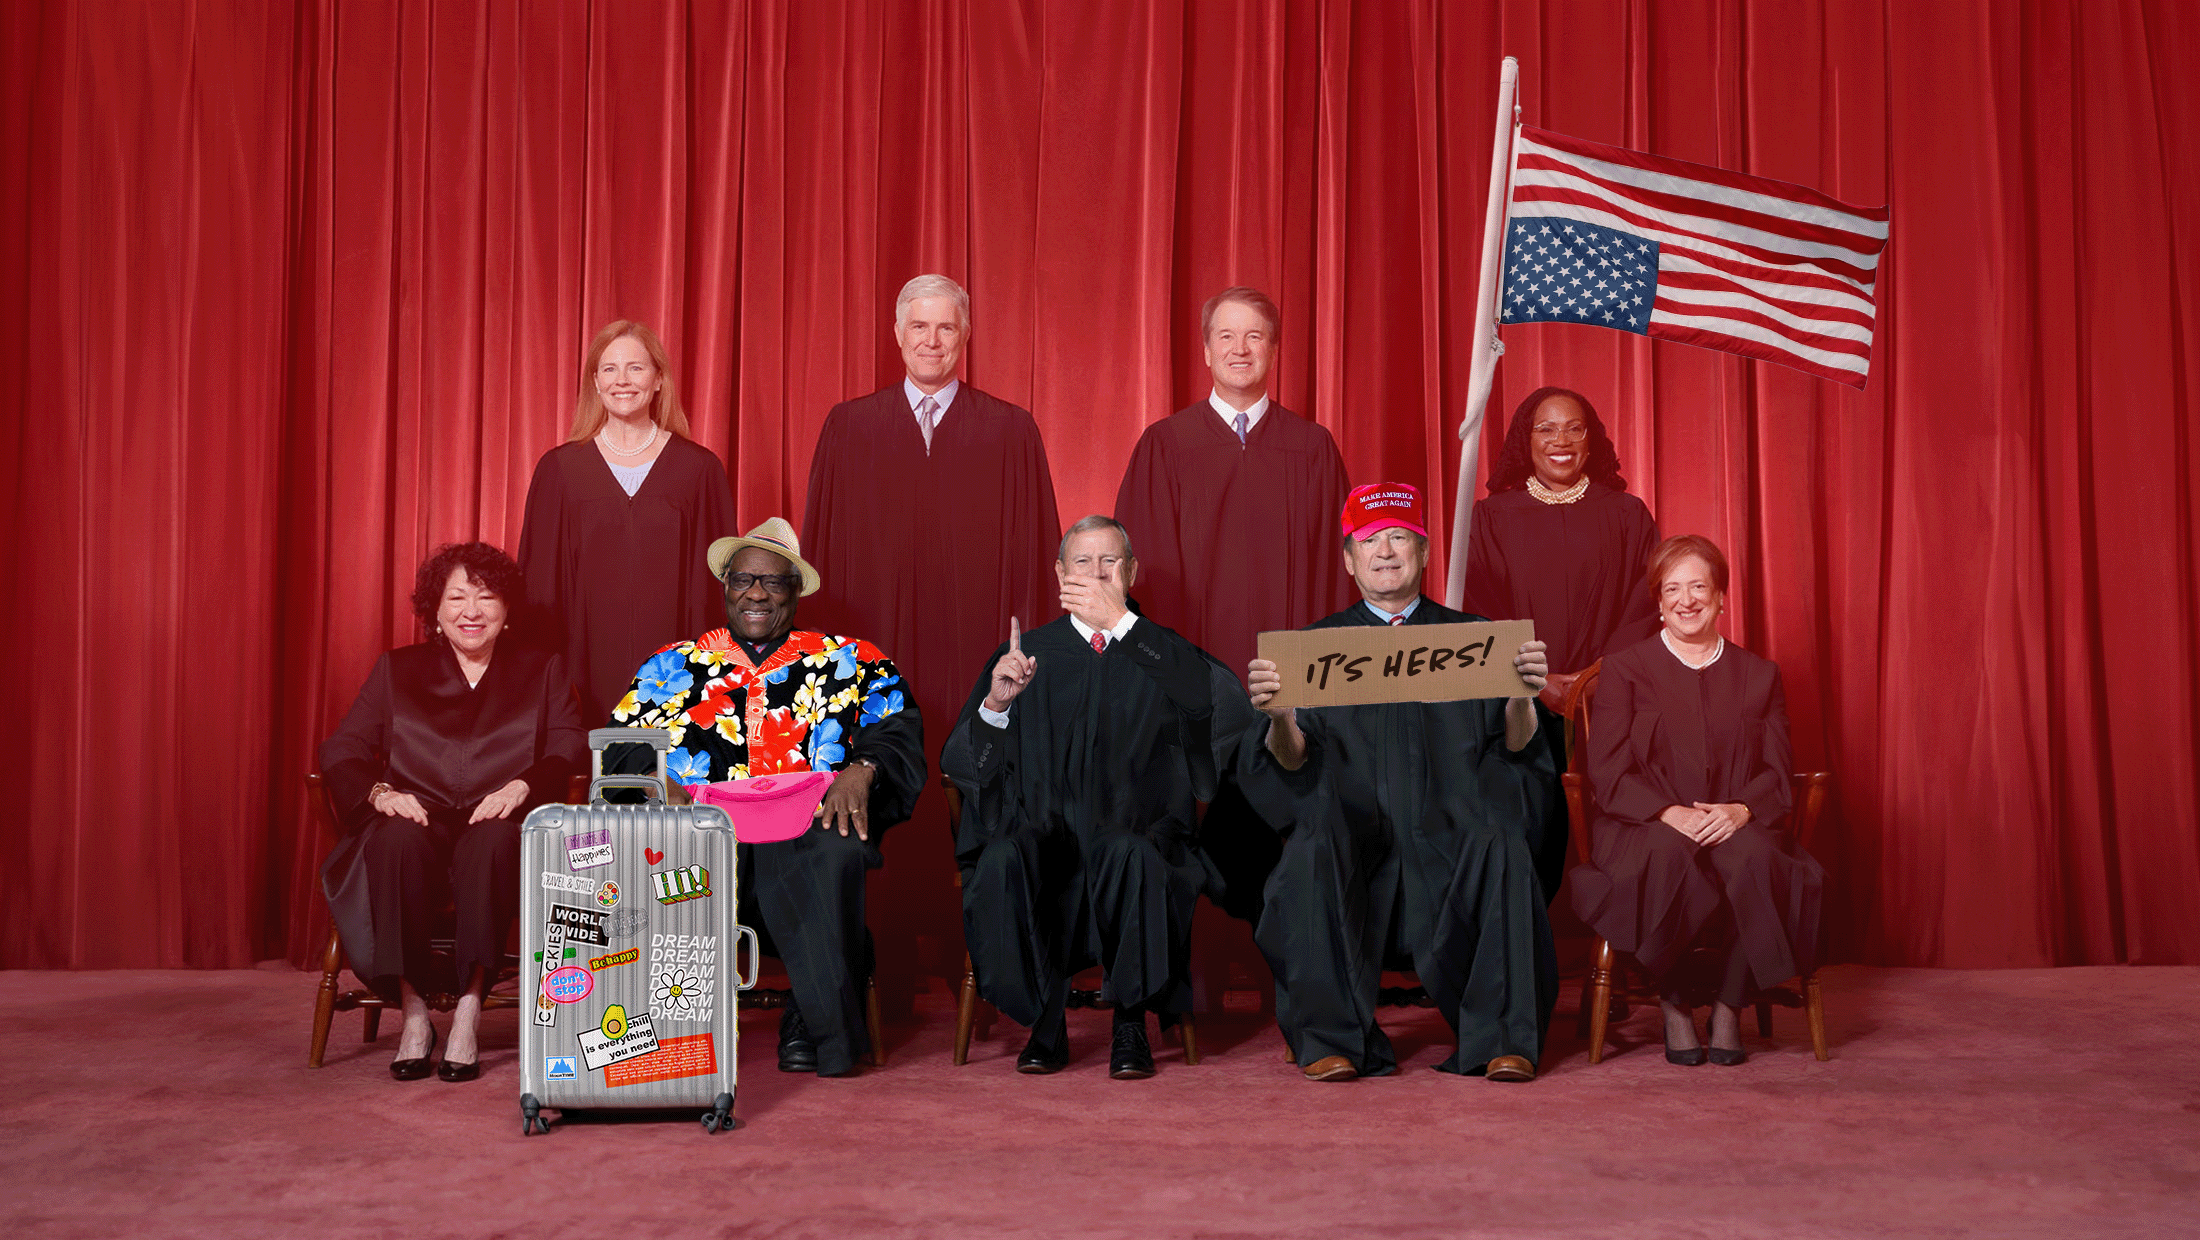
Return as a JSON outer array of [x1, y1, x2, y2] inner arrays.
[[1803, 971, 1829, 1061], [1180, 1014, 1200, 1066], [953, 954, 979, 1066], [865, 976, 885, 1067], [1755, 999, 1773, 1038], [1585, 939, 1617, 1065], [310, 925, 343, 1068]]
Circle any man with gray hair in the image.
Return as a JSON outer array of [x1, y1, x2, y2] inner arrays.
[[801, 273, 1062, 1002], [943, 516, 1260, 1079]]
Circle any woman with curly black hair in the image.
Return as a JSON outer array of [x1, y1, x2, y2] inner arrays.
[[1461, 386, 1662, 710], [319, 541, 584, 1082]]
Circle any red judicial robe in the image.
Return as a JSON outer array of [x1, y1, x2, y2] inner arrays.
[[1113, 402, 1353, 687], [800, 383, 1061, 793], [1460, 483, 1661, 676], [1569, 635, 1823, 992], [518, 436, 738, 723]]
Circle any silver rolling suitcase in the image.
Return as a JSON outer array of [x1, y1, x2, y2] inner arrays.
[[517, 728, 758, 1135]]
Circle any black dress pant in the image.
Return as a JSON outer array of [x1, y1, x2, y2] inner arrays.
[[962, 824, 1202, 1048], [735, 828, 877, 1077], [1257, 810, 1556, 1077], [355, 808, 520, 1001]]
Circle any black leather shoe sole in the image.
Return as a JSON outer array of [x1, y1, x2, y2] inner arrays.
[[1015, 1052, 1067, 1075], [1707, 1046, 1748, 1066], [1665, 1046, 1708, 1066], [778, 1046, 819, 1073], [436, 1057, 481, 1082]]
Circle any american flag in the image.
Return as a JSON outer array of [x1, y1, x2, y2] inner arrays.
[[1500, 125, 1889, 388]]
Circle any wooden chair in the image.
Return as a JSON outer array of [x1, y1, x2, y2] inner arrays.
[[1561, 669, 1832, 1063], [945, 778, 1200, 1066], [303, 771, 547, 1067]]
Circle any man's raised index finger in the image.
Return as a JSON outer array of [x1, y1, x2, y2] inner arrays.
[[1010, 615, 1021, 654]]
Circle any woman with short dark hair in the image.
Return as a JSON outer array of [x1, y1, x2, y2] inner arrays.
[[1569, 534, 1824, 1066], [319, 541, 584, 1081]]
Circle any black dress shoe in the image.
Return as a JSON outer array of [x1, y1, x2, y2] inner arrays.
[[777, 1004, 819, 1073], [390, 1023, 437, 1082], [1707, 1045, 1748, 1066], [436, 1054, 481, 1082], [1015, 1034, 1069, 1075], [1109, 1020, 1155, 1080]]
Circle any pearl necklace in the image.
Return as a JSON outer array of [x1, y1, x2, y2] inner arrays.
[[598, 422, 659, 458], [1526, 475, 1590, 505]]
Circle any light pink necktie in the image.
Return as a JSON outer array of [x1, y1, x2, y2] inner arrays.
[[917, 395, 939, 454]]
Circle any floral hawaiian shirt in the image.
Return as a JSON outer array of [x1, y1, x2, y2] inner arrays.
[[610, 628, 910, 788]]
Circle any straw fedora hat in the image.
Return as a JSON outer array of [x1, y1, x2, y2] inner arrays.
[[706, 517, 821, 597]]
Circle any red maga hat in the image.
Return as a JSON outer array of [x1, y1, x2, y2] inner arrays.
[[1340, 482, 1427, 541]]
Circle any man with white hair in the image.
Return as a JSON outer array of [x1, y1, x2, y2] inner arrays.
[[801, 274, 1062, 995]]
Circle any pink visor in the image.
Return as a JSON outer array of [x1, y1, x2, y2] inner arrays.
[[691, 772, 836, 843]]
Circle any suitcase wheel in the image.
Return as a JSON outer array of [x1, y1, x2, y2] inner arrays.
[[521, 1093, 551, 1137], [701, 1091, 738, 1134]]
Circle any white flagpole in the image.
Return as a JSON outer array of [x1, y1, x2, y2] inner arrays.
[[1442, 56, 1520, 610]]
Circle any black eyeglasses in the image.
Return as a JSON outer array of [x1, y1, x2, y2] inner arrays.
[[725, 572, 800, 595]]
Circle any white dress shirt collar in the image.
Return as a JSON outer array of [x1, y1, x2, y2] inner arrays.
[[1362, 596, 1422, 625], [905, 376, 960, 422], [1209, 389, 1270, 434], [1069, 611, 1140, 646]]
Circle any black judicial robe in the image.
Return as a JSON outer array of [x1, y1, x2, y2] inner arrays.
[[1113, 402, 1353, 687], [1460, 483, 1661, 677], [1570, 636, 1823, 992], [1238, 598, 1559, 1076], [941, 610, 1259, 1024], [518, 437, 739, 722], [319, 643, 586, 992], [802, 384, 1062, 792], [1113, 401, 1354, 919]]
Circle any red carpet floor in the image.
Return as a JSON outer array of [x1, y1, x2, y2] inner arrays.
[[4, 965, 2196, 1238]]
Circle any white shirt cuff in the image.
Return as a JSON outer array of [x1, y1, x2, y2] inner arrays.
[[978, 704, 1012, 728]]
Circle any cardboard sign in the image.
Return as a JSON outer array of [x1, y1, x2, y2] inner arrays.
[[1256, 619, 1536, 709]]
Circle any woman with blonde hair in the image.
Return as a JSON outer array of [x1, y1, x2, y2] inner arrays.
[[518, 320, 736, 721]]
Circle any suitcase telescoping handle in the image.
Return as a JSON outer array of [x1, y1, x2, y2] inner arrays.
[[735, 924, 761, 991], [589, 727, 670, 803]]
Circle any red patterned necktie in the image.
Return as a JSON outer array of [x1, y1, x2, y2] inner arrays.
[[1389, 615, 1404, 626], [1091, 632, 1107, 653]]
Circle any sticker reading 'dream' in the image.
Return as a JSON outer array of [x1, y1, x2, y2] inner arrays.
[[649, 933, 718, 1022], [542, 965, 594, 1004], [548, 904, 611, 947], [650, 864, 711, 905], [565, 828, 616, 871], [541, 871, 597, 896], [604, 1033, 716, 1088], [594, 880, 621, 910], [577, 1006, 659, 1071], [544, 1055, 577, 1080]]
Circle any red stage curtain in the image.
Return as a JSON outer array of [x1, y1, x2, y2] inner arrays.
[[2, 0, 2195, 972]]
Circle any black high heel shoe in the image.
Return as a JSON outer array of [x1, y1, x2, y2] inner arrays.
[[390, 1022, 438, 1082], [1662, 1006, 1706, 1067], [437, 1032, 481, 1082], [1705, 1003, 1748, 1066]]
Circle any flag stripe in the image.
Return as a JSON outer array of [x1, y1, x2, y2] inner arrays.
[[1651, 320, 1869, 388], [1511, 184, 1880, 287], [1653, 293, 1873, 355], [1649, 312, 1871, 376], [1655, 268, 1878, 332], [1520, 125, 1891, 226], [1515, 151, 1886, 257], [1658, 252, 1877, 316]]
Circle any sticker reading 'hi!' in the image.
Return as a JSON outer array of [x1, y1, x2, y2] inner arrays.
[[651, 863, 711, 905]]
